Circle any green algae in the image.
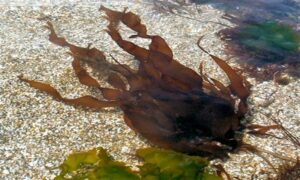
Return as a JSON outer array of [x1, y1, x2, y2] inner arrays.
[[218, 20, 300, 81], [137, 148, 221, 180], [220, 20, 300, 64], [239, 21, 300, 58], [54, 147, 139, 180], [53, 147, 222, 180]]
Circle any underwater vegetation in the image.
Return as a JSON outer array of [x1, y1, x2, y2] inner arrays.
[[54, 147, 221, 180], [218, 18, 300, 81], [219, 20, 300, 65], [150, 1, 300, 82], [19, 5, 300, 179], [20, 5, 264, 157]]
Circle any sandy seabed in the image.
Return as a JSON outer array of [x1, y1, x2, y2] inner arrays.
[[0, 0, 299, 179]]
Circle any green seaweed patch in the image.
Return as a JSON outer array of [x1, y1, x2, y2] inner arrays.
[[137, 148, 221, 180], [240, 21, 300, 55], [53, 147, 222, 180], [218, 20, 300, 81], [220, 20, 300, 65], [54, 148, 139, 180]]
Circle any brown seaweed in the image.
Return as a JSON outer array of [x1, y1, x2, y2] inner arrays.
[[20, 6, 279, 158]]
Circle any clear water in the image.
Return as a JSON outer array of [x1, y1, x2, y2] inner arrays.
[[192, 0, 300, 24]]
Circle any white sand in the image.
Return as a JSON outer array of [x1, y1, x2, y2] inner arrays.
[[0, 0, 299, 179]]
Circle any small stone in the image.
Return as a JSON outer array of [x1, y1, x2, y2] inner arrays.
[[121, 146, 130, 154], [2, 169, 9, 175]]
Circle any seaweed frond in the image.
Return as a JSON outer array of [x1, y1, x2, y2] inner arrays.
[[53, 147, 222, 180]]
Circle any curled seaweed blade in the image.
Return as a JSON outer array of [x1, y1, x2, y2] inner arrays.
[[197, 39, 250, 101], [105, 25, 150, 62], [122, 11, 148, 38], [72, 58, 101, 88], [101, 6, 174, 59], [45, 21, 70, 47], [46, 22, 107, 68], [211, 55, 250, 101], [100, 5, 148, 38], [19, 76, 120, 109]]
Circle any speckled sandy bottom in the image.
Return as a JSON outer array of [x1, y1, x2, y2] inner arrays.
[[0, 0, 299, 179]]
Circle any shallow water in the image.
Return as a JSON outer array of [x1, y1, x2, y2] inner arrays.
[[0, 0, 299, 179], [192, 0, 300, 24], [184, 0, 300, 82]]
